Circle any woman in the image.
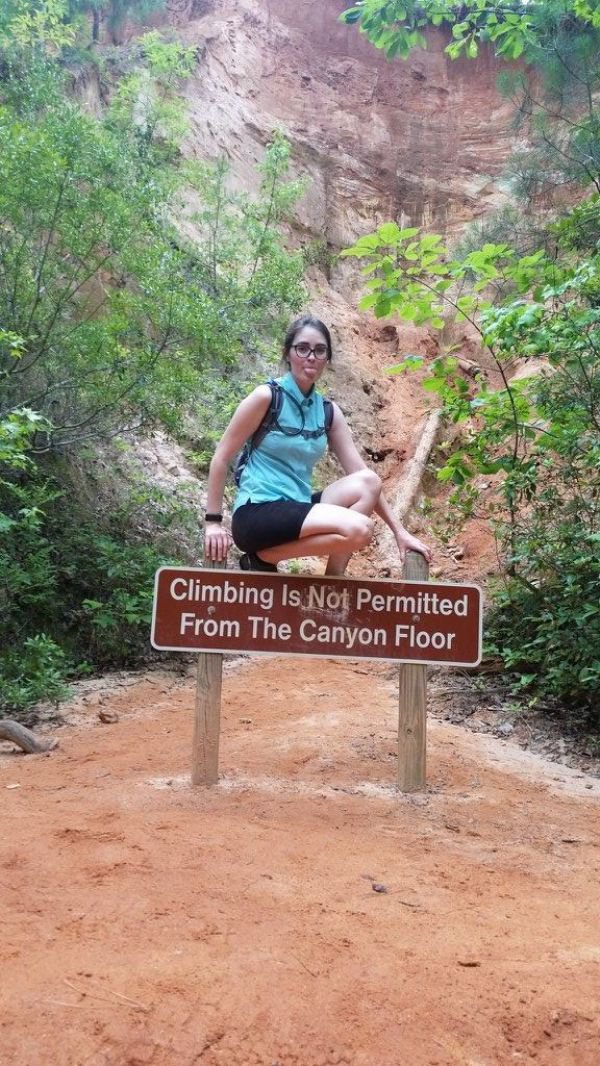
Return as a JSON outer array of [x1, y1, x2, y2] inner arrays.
[[204, 314, 431, 573]]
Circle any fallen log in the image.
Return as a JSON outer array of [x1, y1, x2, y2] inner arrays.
[[393, 409, 442, 523], [457, 358, 479, 376], [0, 720, 59, 754], [379, 409, 442, 570]]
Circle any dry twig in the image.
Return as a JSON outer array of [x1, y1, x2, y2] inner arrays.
[[63, 978, 150, 1013]]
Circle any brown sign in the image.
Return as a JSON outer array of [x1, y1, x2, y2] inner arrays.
[[151, 568, 482, 666]]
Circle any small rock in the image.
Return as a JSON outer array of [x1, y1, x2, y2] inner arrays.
[[372, 883, 388, 893], [98, 709, 119, 724], [497, 722, 514, 737]]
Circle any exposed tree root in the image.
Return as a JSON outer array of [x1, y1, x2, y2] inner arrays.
[[0, 720, 59, 754]]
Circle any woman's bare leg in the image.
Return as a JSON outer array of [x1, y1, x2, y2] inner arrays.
[[319, 469, 381, 574], [255, 514, 372, 565], [256, 470, 382, 573], [255, 530, 357, 565]]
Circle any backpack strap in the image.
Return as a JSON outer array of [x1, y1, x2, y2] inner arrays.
[[249, 379, 283, 451], [323, 398, 334, 434]]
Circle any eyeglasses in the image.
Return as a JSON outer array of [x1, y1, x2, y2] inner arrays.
[[292, 342, 329, 361]]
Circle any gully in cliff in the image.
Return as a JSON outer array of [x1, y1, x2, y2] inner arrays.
[[203, 314, 431, 574]]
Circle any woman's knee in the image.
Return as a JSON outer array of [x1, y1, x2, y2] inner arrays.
[[357, 468, 382, 499], [346, 513, 374, 550], [320, 468, 381, 510]]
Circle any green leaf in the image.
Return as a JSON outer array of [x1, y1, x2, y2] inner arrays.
[[377, 222, 401, 243], [374, 298, 392, 317], [385, 354, 424, 375], [339, 6, 362, 25]]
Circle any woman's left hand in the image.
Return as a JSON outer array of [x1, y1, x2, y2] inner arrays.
[[204, 523, 234, 563], [395, 530, 432, 565]]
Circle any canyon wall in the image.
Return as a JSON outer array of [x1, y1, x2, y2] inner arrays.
[[174, 0, 516, 255]]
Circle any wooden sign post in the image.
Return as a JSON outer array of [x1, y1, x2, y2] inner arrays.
[[191, 558, 225, 786], [397, 551, 429, 792]]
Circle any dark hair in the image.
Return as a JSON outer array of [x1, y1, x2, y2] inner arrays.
[[283, 315, 333, 363]]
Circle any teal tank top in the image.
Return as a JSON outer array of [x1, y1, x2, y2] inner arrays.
[[233, 372, 328, 509]]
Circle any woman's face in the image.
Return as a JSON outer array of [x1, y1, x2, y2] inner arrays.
[[287, 324, 329, 393]]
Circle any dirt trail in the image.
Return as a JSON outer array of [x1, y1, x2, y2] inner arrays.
[[1, 657, 599, 1066]]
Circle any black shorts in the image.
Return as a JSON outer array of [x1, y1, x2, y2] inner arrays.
[[232, 494, 322, 554]]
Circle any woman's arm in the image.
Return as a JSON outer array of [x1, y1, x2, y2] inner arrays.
[[328, 402, 432, 563], [204, 385, 272, 562]]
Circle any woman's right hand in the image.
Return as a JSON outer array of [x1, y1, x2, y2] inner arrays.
[[204, 523, 233, 563]]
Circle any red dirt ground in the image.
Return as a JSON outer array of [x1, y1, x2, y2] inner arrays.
[[2, 657, 599, 1066]]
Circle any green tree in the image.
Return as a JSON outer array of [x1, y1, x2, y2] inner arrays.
[[341, 204, 600, 713], [0, 93, 192, 447], [0, 44, 306, 715], [0, 0, 76, 51], [0, 0, 165, 48], [0, 55, 304, 450]]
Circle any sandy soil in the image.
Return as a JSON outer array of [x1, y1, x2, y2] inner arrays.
[[2, 657, 599, 1066]]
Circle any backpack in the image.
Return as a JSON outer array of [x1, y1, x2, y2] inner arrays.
[[233, 379, 334, 487]]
